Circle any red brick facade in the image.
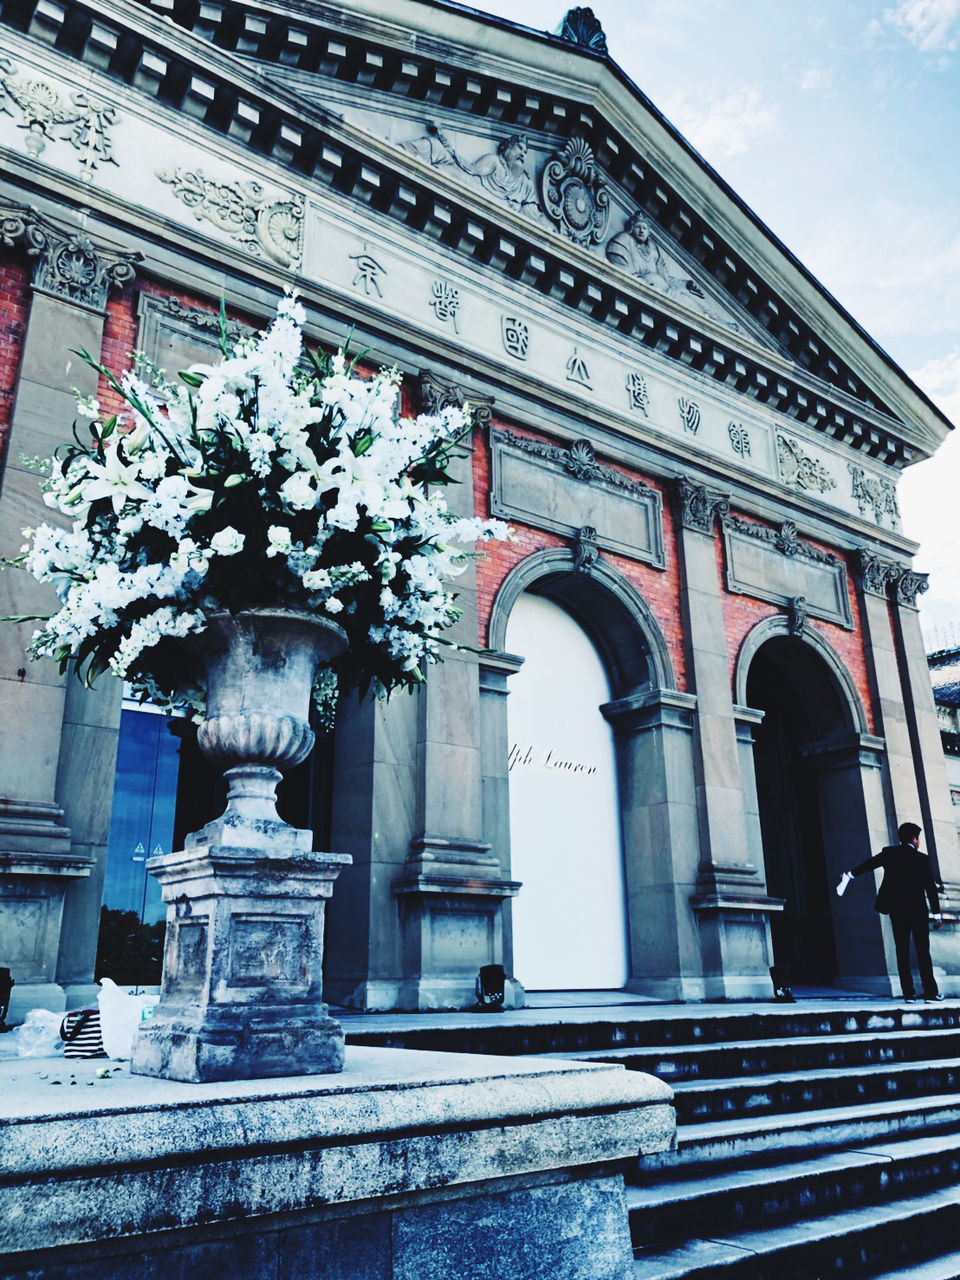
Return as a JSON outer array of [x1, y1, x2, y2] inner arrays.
[[0, 255, 30, 471]]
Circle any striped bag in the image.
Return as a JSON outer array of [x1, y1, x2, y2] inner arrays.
[[60, 1009, 107, 1058]]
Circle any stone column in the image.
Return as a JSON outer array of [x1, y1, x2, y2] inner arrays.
[[0, 205, 139, 1018], [673, 479, 779, 998], [601, 688, 703, 1000]]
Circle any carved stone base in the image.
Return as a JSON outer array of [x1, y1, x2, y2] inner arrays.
[[131, 1004, 345, 1083], [130, 841, 350, 1083]]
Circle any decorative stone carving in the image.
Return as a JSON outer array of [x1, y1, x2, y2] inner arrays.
[[787, 596, 808, 637], [157, 295, 248, 347], [848, 462, 899, 526], [626, 371, 649, 415], [605, 212, 740, 331], [674, 477, 730, 534], [0, 57, 119, 172], [404, 124, 538, 215], [852, 549, 897, 597], [557, 8, 609, 54], [852, 550, 928, 607], [430, 279, 460, 332], [721, 516, 839, 567], [157, 167, 304, 268], [565, 348, 591, 388], [540, 136, 610, 246], [349, 243, 386, 297], [678, 397, 701, 435], [723, 517, 851, 627], [572, 525, 600, 573], [0, 202, 140, 309], [894, 569, 929, 608], [501, 315, 530, 360], [777, 434, 836, 493], [500, 432, 648, 496], [417, 369, 493, 427], [728, 422, 751, 458]]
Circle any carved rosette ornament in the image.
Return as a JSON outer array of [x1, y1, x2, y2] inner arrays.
[[0, 202, 140, 310], [540, 137, 610, 246], [557, 7, 609, 54], [674, 477, 731, 534], [158, 167, 304, 269], [417, 369, 493, 428]]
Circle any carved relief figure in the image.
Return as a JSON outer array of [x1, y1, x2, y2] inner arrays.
[[606, 213, 739, 331], [405, 125, 538, 214]]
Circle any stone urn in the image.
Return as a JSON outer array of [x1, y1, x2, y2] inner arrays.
[[130, 609, 352, 1083]]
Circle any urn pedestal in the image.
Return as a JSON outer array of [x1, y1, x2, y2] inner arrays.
[[131, 610, 351, 1083]]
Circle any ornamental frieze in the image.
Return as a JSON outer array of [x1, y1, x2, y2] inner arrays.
[[777, 434, 836, 494], [540, 136, 610, 246], [499, 432, 649, 496], [722, 515, 852, 628], [848, 462, 899, 528], [157, 166, 304, 268], [0, 56, 118, 172]]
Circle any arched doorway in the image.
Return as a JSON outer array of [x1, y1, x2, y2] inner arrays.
[[505, 592, 627, 989], [744, 630, 875, 987]]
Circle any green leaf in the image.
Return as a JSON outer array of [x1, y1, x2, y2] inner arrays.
[[223, 474, 245, 488], [178, 371, 204, 388]]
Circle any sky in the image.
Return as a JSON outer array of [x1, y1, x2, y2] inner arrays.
[[463, 0, 960, 644]]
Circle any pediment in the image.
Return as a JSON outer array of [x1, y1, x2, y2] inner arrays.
[[281, 89, 768, 346]]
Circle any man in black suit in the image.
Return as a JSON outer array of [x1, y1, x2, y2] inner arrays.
[[844, 822, 943, 1002]]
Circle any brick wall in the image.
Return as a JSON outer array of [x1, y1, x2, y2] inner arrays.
[[473, 418, 688, 691], [0, 255, 30, 473], [717, 513, 876, 735]]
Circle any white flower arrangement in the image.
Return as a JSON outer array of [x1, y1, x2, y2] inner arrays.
[[10, 294, 508, 718]]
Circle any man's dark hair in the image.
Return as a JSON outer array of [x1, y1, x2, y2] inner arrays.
[[898, 821, 922, 844]]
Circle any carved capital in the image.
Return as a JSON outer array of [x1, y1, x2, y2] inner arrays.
[[674, 477, 730, 534], [0, 201, 140, 310], [852, 548, 898, 597], [417, 369, 493, 427], [894, 569, 929, 608]]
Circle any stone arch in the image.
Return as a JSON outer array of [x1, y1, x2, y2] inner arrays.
[[487, 548, 675, 697], [734, 615, 869, 737]]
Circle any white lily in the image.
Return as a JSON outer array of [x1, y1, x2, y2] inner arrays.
[[81, 446, 153, 515]]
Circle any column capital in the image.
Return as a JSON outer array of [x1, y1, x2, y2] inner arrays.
[[852, 547, 928, 608], [0, 202, 141, 311], [673, 476, 730, 534], [417, 368, 494, 427]]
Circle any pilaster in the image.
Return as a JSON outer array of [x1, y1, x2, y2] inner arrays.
[[0, 202, 139, 1015]]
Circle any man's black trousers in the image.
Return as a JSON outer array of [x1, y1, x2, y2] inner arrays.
[[889, 913, 938, 999]]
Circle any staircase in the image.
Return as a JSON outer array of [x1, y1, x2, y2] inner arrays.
[[345, 1000, 960, 1278]]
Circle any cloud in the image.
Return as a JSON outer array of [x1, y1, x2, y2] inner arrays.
[[883, 0, 960, 51], [663, 86, 780, 160], [798, 66, 834, 92], [799, 201, 960, 343]]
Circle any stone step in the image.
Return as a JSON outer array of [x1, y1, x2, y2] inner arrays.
[[670, 1056, 960, 1123], [648, 1092, 960, 1167], [344, 1002, 960, 1058], [535, 1026, 960, 1080], [631, 1182, 960, 1279], [869, 1247, 960, 1278], [627, 1131, 960, 1248]]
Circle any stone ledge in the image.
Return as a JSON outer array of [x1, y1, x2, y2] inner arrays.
[[0, 1045, 674, 1258]]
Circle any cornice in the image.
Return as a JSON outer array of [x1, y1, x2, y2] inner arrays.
[[125, 0, 952, 456], [0, 3, 924, 470]]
